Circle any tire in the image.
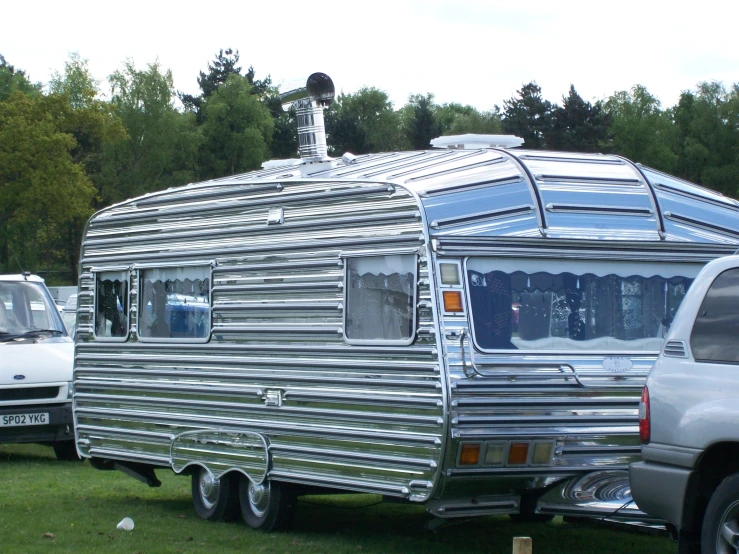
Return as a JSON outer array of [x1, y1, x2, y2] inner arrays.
[[238, 476, 295, 532], [191, 468, 240, 522], [701, 472, 739, 553], [53, 441, 81, 461]]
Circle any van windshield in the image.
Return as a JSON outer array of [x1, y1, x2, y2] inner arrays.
[[466, 257, 701, 352], [0, 281, 66, 337]]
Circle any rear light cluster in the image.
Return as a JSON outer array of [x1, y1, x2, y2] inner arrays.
[[639, 386, 650, 444], [457, 440, 555, 467], [439, 263, 465, 314]]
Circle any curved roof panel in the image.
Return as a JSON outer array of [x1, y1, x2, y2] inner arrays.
[[113, 146, 739, 246]]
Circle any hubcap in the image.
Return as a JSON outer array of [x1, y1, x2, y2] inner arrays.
[[717, 500, 739, 554], [198, 470, 220, 510], [248, 481, 271, 517]]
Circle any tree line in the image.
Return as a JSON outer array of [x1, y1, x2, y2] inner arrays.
[[1, 49, 738, 284]]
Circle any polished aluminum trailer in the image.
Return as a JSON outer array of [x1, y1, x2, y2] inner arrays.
[[72, 76, 739, 530]]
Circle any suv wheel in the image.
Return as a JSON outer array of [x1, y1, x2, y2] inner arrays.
[[701, 473, 739, 553]]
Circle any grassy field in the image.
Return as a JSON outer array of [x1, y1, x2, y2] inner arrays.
[[0, 443, 676, 554]]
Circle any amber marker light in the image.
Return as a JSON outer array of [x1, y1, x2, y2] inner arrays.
[[443, 291, 464, 313], [459, 443, 481, 466], [508, 442, 530, 465]]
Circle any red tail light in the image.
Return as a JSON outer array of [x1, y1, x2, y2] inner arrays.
[[639, 386, 650, 444]]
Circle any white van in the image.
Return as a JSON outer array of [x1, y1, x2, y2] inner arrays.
[[0, 274, 77, 460]]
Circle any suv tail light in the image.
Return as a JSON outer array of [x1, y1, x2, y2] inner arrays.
[[639, 386, 650, 444]]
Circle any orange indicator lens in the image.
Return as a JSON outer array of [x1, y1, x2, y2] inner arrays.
[[443, 291, 464, 312], [459, 443, 481, 465], [508, 443, 530, 465]]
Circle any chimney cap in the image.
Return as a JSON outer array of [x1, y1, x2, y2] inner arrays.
[[280, 72, 335, 111]]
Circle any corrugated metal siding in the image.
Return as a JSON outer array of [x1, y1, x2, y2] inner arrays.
[[74, 180, 445, 501], [430, 237, 738, 500]]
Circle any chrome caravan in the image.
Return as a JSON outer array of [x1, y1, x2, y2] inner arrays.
[[72, 74, 739, 530]]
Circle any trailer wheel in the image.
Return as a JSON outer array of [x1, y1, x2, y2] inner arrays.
[[238, 476, 295, 531], [191, 468, 240, 521]]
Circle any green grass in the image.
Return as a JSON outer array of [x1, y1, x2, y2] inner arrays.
[[0, 443, 676, 554]]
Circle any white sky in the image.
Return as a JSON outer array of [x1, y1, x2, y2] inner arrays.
[[2, 0, 738, 111]]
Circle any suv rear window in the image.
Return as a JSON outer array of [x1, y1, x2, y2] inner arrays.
[[690, 268, 739, 363]]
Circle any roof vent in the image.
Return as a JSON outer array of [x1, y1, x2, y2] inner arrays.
[[430, 134, 524, 150], [280, 72, 335, 161]]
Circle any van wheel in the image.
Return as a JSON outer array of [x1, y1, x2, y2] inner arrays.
[[53, 441, 81, 461], [191, 469, 240, 521], [701, 472, 739, 553], [238, 477, 295, 531]]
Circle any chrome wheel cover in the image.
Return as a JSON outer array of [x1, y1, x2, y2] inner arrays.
[[198, 470, 221, 511], [717, 499, 739, 554], [247, 481, 271, 518]]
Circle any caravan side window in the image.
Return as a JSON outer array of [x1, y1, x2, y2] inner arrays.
[[466, 257, 700, 353], [138, 266, 211, 342], [95, 271, 129, 340], [344, 255, 417, 344]]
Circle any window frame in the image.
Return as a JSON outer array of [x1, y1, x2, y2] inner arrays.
[[135, 262, 213, 344], [342, 253, 419, 346], [92, 266, 131, 342]]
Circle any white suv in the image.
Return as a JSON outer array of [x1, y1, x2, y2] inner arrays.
[[630, 255, 739, 554], [0, 274, 77, 460]]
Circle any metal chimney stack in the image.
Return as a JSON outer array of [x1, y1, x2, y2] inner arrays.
[[280, 73, 335, 161]]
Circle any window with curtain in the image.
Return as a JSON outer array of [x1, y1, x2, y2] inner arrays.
[[95, 271, 129, 339], [466, 257, 701, 352], [139, 266, 210, 341], [345, 255, 416, 344]]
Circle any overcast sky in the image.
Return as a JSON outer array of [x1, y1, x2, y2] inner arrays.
[[3, 0, 738, 111]]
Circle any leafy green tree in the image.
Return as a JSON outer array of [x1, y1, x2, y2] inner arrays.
[[672, 82, 739, 197], [199, 74, 274, 177], [178, 49, 290, 159], [326, 88, 406, 155], [403, 93, 441, 150], [0, 92, 96, 280], [501, 82, 553, 149], [102, 60, 201, 203], [179, 49, 273, 118], [269, 101, 299, 159], [604, 85, 678, 173], [0, 54, 40, 100], [48, 53, 126, 205], [549, 85, 611, 152], [179, 48, 242, 117], [434, 102, 503, 135]]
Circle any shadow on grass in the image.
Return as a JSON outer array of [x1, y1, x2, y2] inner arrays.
[[0, 444, 58, 463]]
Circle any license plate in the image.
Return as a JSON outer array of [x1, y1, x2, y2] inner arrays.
[[0, 413, 49, 427]]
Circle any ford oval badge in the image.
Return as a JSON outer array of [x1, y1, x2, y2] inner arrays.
[[13, 374, 26, 380]]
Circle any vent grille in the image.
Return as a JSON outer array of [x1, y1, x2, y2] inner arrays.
[[663, 340, 687, 358], [0, 387, 60, 402]]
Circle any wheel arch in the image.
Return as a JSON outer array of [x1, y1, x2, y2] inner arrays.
[[683, 441, 739, 532]]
